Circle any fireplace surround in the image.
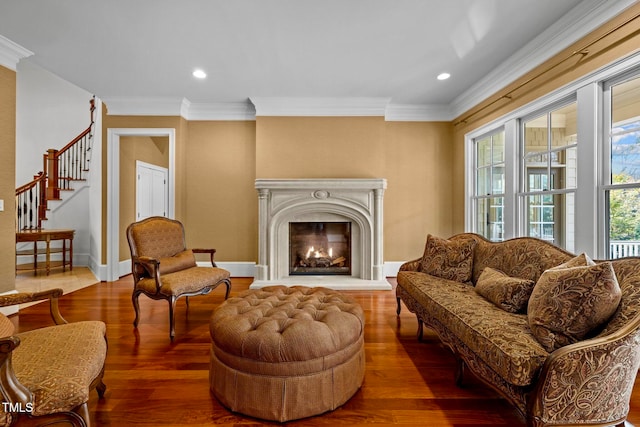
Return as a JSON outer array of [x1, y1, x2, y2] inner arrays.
[[252, 178, 390, 290]]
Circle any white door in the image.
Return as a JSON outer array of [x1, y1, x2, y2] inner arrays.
[[136, 161, 168, 220]]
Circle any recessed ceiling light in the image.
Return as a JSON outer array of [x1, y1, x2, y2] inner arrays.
[[437, 72, 451, 81], [192, 69, 207, 79]]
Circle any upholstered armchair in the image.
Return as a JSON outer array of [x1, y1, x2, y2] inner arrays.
[[0, 288, 107, 427], [126, 216, 232, 340]]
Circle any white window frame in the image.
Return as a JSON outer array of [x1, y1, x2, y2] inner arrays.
[[470, 128, 506, 241], [465, 50, 640, 258], [601, 67, 640, 258], [518, 97, 578, 250]]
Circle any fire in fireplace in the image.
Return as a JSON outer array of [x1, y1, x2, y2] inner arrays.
[[289, 222, 351, 275]]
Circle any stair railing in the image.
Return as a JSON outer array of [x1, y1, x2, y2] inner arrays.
[[15, 172, 47, 231], [15, 97, 95, 231]]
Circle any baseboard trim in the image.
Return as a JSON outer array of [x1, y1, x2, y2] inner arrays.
[[250, 277, 392, 291], [384, 261, 404, 278], [197, 261, 256, 278], [73, 260, 407, 282]]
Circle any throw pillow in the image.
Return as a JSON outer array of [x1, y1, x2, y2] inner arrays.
[[475, 267, 535, 313], [528, 262, 621, 352], [420, 235, 476, 283], [549, 252, 596, 270], [159, 249, 197, 274]]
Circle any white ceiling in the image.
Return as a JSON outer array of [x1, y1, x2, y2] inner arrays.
[[0, 0, 634, 119]]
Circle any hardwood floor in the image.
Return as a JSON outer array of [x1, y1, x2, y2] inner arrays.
[[10, 275, 640, 426]]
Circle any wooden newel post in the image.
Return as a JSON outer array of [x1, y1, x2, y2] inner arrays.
[[36, 172, 47, 229], [46, 149, 59, 200]]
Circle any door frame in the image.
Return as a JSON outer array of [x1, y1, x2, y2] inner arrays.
[[107, 128, 176, 281]]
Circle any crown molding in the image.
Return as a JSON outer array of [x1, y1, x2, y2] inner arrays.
[[102, 97, 256, 120], [102, 96, 189, 117], [385, 104, 453, 122], [103, 96, 455, 121], [450, 0, 637, 119], [186, 101, 256, 120], [250, 97, 391, 117], [0, 35, 32, 71]]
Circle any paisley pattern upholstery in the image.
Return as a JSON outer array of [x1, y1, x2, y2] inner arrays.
[[396, 233, 640, 427], [475, 267, 535, 313], [5, 321, 107, 417], [471, 235, 573, 283], [420, 234, 476, 283], [549, 252, 595, 269], [600, 258, 640, 335], [399, 271, 548, 386], [528, 262, 622, 352]]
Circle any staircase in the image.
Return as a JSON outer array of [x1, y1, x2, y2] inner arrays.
[[15, 97, 95, 231]]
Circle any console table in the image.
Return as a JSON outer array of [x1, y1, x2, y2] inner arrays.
[[16, 229, 74, 276]]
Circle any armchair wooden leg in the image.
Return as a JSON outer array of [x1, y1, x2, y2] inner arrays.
[[455, 357, 465, 387], [132, 290, 142, 328], [396, 296, 402, 315], [169, 296, 178, 341], [75, 402, 91, 427], [224, 279, 231, 299], [96, 377, 107, 399]]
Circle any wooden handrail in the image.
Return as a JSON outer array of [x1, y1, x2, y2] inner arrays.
[[15, 171, 44, 195], [15, 97, 95, 231], [56, 98, 95, 155]]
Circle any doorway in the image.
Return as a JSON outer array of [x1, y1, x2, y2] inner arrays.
[[107, 128, 176, 281]]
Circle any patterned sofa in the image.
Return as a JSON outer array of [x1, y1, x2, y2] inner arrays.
[[396, 233, 640, 427]]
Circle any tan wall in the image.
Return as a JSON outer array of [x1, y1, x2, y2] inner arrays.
[[256, 116, 386, 178], [256, 116, 454, 261], [119, 136, 169, 261], [383, 121, 454, 260], [102, 113, 454, 265], [184, 121, 257, 262], [451, 4, 640, 232], [0, 66, 16, 292]]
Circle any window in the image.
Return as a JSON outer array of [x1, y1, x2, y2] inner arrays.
[[465, 54, 640, 259], [605, 75, 640, 258], [473, 130, 505, 241], [521, 102, 577, 250]]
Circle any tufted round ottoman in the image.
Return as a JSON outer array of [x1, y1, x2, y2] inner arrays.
[[209, 285, 365, 422]]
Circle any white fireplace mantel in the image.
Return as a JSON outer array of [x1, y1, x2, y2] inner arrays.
[[252, 178, 391, 290]]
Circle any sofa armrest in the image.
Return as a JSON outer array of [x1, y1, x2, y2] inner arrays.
[[0, 289, 67, 325], [192, 248, 218, 267], [529, 315, 640, 426], [399, 258, 421, 272]]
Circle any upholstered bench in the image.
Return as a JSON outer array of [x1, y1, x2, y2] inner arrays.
[[209, 286, 365, 422]]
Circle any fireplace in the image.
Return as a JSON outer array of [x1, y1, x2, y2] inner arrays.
[[253, 178, 390, 290], [289, 222, 351, 275]]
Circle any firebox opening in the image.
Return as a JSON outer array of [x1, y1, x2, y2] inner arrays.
[[289, 222, 351, 276]]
